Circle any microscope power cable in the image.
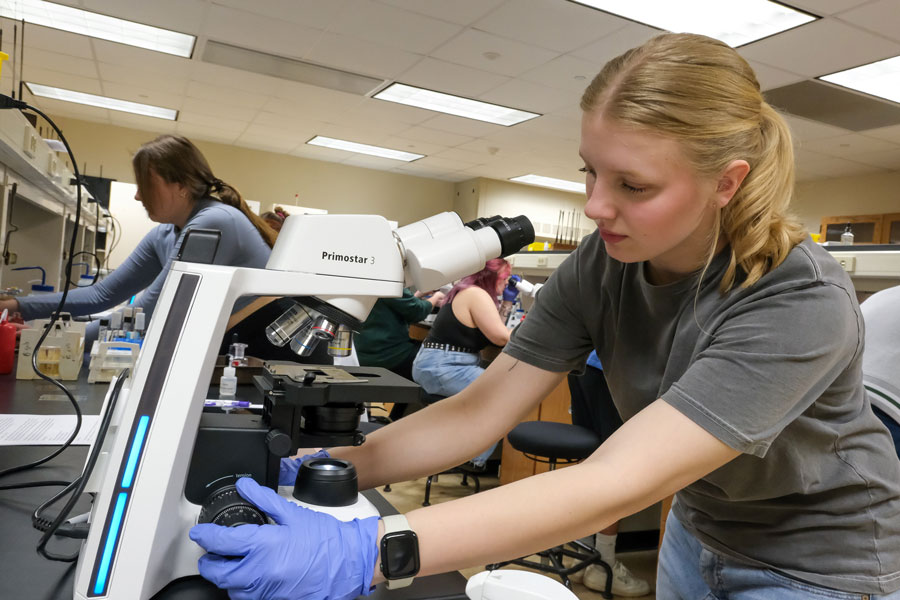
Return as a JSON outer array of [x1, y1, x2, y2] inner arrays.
[[30, 369, 128, 561]]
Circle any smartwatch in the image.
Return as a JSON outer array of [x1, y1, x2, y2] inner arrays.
[[379, 514, 420, 589]]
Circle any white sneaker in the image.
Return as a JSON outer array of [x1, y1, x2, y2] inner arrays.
[[560, 555, 584, 584], [583, 560, 652, 597]]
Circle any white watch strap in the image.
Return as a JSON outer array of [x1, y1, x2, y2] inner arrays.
[[381, 514, 415, 589]]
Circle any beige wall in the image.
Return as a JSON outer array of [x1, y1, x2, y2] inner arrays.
[[793, 172, 900, 234], [50, 116, 455, 226]]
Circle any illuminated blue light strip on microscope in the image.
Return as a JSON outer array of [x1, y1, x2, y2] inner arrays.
[[94, 492, 128, 594], [121, 415, 149, 488]]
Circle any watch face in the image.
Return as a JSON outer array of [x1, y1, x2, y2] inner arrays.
[[382, 531, 420, 579]]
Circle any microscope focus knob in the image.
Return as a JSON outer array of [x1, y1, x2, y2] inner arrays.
[[198, 484, 267, 527], [266, 429, 292, 457]]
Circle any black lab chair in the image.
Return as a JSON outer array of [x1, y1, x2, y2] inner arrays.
[[486, 420, 613, 598]]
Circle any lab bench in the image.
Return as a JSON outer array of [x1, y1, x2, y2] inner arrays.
[[0, 367, 468, 599]]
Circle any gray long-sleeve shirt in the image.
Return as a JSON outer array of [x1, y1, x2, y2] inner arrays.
[[19, 198, 271, 343]]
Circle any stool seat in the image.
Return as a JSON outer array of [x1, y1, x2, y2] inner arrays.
[[507, 421, 601, 461]]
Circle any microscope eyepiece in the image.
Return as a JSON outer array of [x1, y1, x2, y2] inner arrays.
[[471, 215, 535, 257]]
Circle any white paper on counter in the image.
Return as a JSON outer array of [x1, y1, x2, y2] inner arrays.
[[0, 414, 100, 446]]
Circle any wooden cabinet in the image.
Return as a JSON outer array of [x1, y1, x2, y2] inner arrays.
[[820, 213, 900, 244]]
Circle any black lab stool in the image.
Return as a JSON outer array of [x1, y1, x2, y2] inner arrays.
[[487, 421, 613, 599]]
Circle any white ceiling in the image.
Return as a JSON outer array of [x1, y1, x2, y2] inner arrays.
[[4, 0, 900, 184]]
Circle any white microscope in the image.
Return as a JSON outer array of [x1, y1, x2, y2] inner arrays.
[[71, 211, 533, 599]]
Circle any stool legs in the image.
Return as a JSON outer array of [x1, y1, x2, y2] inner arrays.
[[485, 539, 613, 599]]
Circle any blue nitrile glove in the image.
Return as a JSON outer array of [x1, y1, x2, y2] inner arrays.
[[502, 275, 521, 302], [190, 477, 380, 600], [279, 448, 330, 486]]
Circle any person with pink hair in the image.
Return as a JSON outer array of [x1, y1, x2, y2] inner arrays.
[[411, 258, 513, 468]]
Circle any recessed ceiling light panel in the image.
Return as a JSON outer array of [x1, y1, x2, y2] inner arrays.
[[307, 136, 424, 162], [374, 83, 540, 126], [0, 0, 195, 57], [510, 174, 586, 193], [820, 55, 900, 106], [27, 83, 178, 120], [570, 0, 816, 47]]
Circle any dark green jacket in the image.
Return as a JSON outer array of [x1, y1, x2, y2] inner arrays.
[[355, 288, 433, 369]]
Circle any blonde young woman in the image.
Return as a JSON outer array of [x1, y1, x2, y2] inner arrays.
[[190, 34, 900, 600]]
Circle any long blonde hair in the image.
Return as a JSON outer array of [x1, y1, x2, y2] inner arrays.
[[133, 135, 278, 247], [580, 33, 806, 292]]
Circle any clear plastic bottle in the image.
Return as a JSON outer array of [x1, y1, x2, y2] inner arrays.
[[840, 223, 854, 245], [219, 365, 237, 399]]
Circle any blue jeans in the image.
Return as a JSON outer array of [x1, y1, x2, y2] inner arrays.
[[873, 406, 900, 460], [658, 509, 900, 599], [411, 347, 495, 466]]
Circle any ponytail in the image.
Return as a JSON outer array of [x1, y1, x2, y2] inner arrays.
[[208, 179, 278, 248]]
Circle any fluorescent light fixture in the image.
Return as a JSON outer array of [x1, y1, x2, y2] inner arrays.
[[820, 55, 900, 105], [510, 174, 586, 194], [570, 0, 816, 47], [0, 0, 195, 57], [26, 83, 178, 120], [374, 83, 540, 126], [307, 136, 424, 162]]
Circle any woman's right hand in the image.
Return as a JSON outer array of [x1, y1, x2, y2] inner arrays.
[[0, 298, 20, 315]]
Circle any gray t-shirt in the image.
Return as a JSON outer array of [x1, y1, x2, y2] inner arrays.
[[861, 285, 900, 426], [19, 198, 271, 344], [505, 231, 900, 594]]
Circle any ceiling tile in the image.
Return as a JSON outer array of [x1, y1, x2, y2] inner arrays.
[[472, 0, 625, 53], [381, 135, 448, 157], [864, 123, 900, 144], [395, 125, 474, 148], [23, 67, 103, 95], [747, 60, 806, 92], [180, 97, 259, 122], [396, 57, 510, 98], [17, 23, 94, 59], [837, 0, 900, 43], [178, 111, 250, 134], [305, 31, 421, 79], [739, 18, 900, 77], [431, 29, 559, 77], [185, 81, 271, 110], [520, 54, 605, 94], [327, 0, 462, 54], [188, 60, 284, 97], [799, 132, 900, 157], [513, 113, 581, 141], [79, 0, 207, 34], [108, 112, 178, 134], [419, 114, 502, 137], [90, 38, 193, 72], [849, 147, 900, 170], [781, 114, 851, 142], [479, 78, 571, 114], [373, 0, 505, 26], [100, 81, 183, 112], [97, 62, 189, 96], [570, 23, 660, 64], [176, 123, 240, 146], [210, 0, 350, 29], [203, 4, 321, 60], [19, 47, 98, 80], [234, 135, 302, 155]]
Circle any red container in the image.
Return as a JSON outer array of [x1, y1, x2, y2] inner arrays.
[[0, 318, 15, 374]]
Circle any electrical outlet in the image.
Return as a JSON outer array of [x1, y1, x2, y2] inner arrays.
[[47, 155, 60, 181], [4, 251, 17, 265], [23, 126, 39, 158]]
